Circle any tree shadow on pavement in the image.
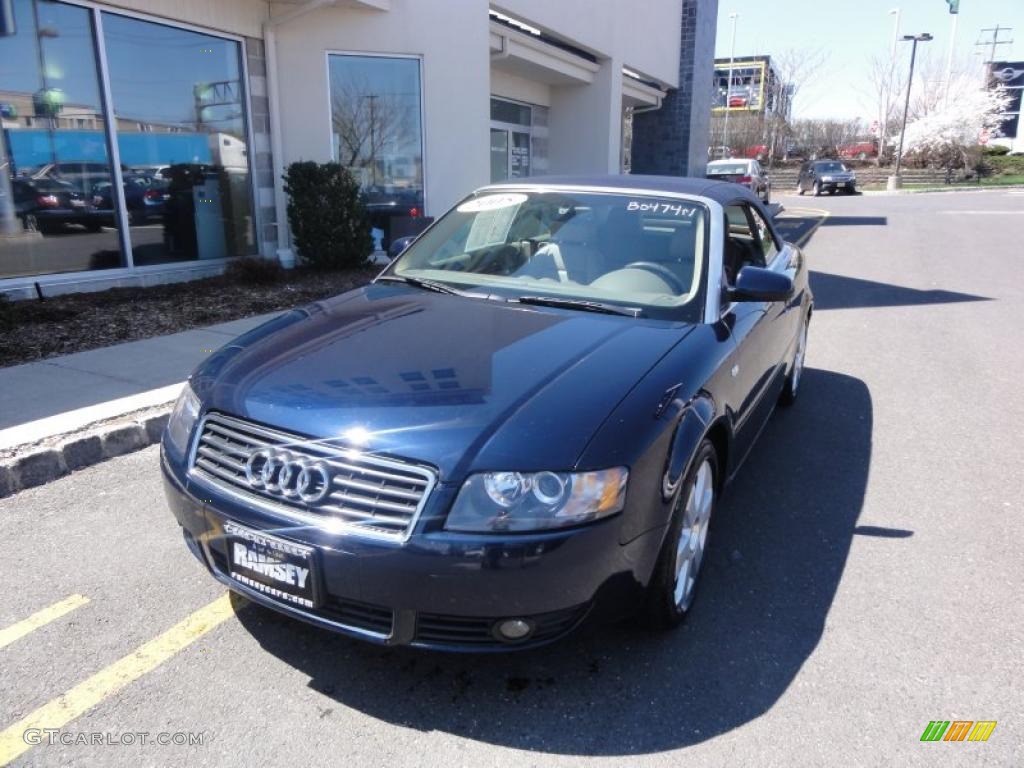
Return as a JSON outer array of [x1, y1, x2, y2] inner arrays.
[[235, 368, 874, 756]]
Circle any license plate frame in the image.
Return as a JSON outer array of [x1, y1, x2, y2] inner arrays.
[[223, 520, 320, 609]]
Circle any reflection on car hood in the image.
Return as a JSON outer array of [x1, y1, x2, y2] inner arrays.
[[193, 284, 692, 480]]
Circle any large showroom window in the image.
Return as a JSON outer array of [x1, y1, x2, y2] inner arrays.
[[328, 53, 424, 239], [0, 0, 123, 278], [0, 0, 255, 281], [102, 12, 254, 265]]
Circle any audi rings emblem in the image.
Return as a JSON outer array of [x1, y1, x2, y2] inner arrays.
[[245, 448, 331, 504]]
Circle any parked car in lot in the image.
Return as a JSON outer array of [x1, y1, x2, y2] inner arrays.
[[797, 160, 857, 195], [162, 175, 812, 650], [706, 158, 771, 203], [838, 142, 878, 161], [91, 177, 169, 225], [12, 177, 100, 233]]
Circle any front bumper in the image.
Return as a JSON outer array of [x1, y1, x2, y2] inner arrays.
[[162, 452, 664, 651]]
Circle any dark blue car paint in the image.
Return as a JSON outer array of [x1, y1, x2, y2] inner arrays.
[[163, 177, 813, 650]]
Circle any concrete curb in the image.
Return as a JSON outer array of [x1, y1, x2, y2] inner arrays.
[[0, 408, 171, 498]]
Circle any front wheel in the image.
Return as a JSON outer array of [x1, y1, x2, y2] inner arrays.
[[813, 181, 822, 197], [641, 441, 718, 629], [779, 315, 809, 406]]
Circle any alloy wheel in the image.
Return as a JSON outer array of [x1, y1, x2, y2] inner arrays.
[[673, 459, 714, 611]]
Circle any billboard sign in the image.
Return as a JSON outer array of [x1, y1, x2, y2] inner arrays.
[[712, 60, 767, 113], [988, 62, 1023, 140]]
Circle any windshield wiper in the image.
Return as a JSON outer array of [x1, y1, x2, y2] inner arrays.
[[514, 295, 643, 317], [376, 274, 463, 296]]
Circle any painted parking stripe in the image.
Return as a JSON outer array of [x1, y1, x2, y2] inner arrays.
[[0, 593, 240, 765], [0, 595, 90, 652]]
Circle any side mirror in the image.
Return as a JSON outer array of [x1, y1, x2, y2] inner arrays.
[[387, 235, 415, 260], [728, 266, 794, 303]]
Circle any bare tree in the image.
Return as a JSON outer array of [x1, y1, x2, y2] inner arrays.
[[330, 77, 413, 187], [863, 51, 905, 165], [765, 47, 829, 162]]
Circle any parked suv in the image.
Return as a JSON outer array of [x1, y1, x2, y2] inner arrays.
[[797, 160, 857, 196]]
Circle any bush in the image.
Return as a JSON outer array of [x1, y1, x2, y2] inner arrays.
[[982, 144, 1010, 156], [983, 154, 1024, 176], [225, 256, 284, 285], [0, 293, 12, 332], [283, 162, 373, 269]]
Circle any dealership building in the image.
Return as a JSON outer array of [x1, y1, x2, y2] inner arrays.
[[0, 0, 717, 298]]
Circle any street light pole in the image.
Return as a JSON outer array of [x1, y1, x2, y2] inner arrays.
[[882, 8, 900, 163], [890, 33, 932, 189], [722, 11, 738, 157]]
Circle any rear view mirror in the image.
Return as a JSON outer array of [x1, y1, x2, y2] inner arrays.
[[728, 266, 794, 303]]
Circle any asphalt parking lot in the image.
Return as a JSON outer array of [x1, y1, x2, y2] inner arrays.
[[1, 188, 1022, 767]]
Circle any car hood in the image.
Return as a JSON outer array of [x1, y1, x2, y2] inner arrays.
[[193, 284, 692, 481]]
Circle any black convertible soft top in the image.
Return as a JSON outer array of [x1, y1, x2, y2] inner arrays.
[[481, 173, 763, 207]]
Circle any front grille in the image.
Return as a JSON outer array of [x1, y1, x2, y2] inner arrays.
[[415, 605, 587, 647], [190, 412, 436, 540]]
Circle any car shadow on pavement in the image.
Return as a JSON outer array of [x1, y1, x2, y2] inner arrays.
[[810, 271, 991, 311], [235, 368, 874, 756]]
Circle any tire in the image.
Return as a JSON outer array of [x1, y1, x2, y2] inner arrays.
[[779, 314, 809, 407], [813, 181, 822, 196], [86, 221, 103, 233], [763, 188, 771, 205], [796, 181, 805, 196], [23, 214, 39, 233], [641, 441, 719, 630]]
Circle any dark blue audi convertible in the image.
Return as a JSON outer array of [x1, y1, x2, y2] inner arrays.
[[161, 175, 812, 650]]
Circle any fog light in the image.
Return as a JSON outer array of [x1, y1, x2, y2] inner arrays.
[[495, 618, 533, 641]]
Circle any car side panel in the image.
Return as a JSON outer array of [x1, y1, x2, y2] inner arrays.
[[576, 323, 736, 545]]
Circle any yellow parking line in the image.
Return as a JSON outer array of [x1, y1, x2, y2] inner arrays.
[[0, 593, 239, 766], [0, 595, 90, 652]]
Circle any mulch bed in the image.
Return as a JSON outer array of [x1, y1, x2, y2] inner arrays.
[[0, 265, 378, 369]]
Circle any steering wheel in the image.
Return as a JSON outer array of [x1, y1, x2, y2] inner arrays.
[[621, 261, 688, 294]]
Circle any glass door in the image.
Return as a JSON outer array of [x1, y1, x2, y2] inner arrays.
[[490, 128, 508, 183], [489, 128, 530, 183]]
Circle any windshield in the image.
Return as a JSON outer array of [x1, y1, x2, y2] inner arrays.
[[815, 162, 848, 173], [387, 190, 707, 320], [707, 163, 748, 176]]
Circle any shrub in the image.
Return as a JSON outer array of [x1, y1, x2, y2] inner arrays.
[[225, 256, 284, 285], [0, 293, 12, 332], [283, 161, 373, 270], [983, 154, 1024, 176], [982, 144, 1010, 156]]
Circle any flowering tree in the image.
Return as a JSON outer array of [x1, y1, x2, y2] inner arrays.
[[899, 77, 1011, 170]]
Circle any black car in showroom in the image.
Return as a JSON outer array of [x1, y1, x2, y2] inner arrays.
[[162, 176, 812, 650], [797, 160, 857, 195]]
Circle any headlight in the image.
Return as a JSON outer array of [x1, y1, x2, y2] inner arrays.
[[821, 175, 833, 182], [164, 382, 201, 457], [446, 468, 628, 533]]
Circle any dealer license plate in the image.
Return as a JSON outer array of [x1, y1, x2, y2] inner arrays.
[[224, 521, 318, 608]]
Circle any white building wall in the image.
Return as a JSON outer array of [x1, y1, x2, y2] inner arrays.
[[273, 0, 490, 218], [491, 70, 552, 107], [495, 0, 682, 86], [98, 0, 267, 37]]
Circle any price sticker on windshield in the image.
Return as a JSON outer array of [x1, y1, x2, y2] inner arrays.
[[461, 194, 526, 250], [626, 201, 698, 218]]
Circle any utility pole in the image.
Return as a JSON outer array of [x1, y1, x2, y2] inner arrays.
[[722, 11, 739, 157], [976, 25, 1014, 65], [889, 32, 932, 189], [366, 93, 378, 187]]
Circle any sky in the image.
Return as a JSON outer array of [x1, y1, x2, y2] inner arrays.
[[714, 0, 1024, 121]]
